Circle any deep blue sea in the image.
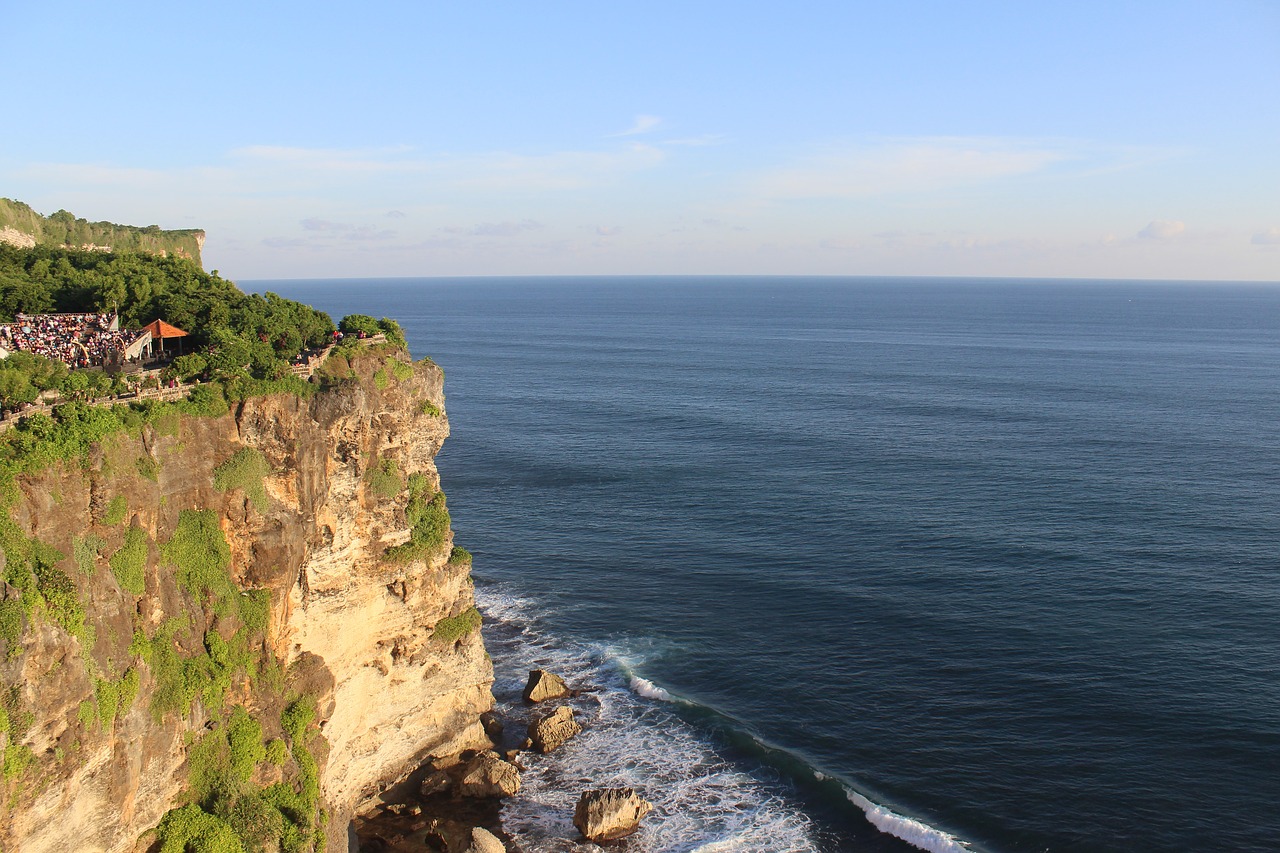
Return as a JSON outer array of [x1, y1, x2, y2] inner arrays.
[[248, 277, 1280, 853]]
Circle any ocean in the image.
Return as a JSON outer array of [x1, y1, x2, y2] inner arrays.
[[247, 277, 1280, 853]]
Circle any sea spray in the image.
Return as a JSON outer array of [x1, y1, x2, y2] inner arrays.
[[477, 584, 824, 851]]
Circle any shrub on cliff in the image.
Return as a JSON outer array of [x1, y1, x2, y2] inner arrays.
[[214, 448, 272, 513], [384, 475, 450, 563]]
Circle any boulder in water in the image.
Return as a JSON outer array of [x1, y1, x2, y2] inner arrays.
[[573, 788, 653, 842], [527, 705, 581, 754], [522, 668, 571, 703]]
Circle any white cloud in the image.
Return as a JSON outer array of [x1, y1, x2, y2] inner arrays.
[[611, 115, 662, 136], [1251, 227, 1280, 245], [752, 137, 1073, 199], [1137, 220, 1186, 240], [595, 225, 621, 237]]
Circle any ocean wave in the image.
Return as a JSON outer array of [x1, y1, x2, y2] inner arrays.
[[475, 582, 975, 853], [845, 790, 972, 853], [629, 674, 676, 702]]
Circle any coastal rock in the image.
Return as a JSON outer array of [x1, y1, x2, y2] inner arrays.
[[481, 710, 505, 743], [419, 768, 453, 797], [523, 668, 572, 703], [457, 750, 522, 798], [572, 788, 653, 842], [527, 705, 582, 754], [466, 826, 507, 853], [0, 349, 495, 852]]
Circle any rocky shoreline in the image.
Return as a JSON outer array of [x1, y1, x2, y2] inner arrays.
[[354, 669, 653, 852]]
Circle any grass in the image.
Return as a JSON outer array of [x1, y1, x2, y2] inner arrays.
[[420, 399, 440, 417], [213, 447, 271, 514]]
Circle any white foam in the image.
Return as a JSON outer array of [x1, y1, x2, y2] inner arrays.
[[478, 582, 824, 852], [846, 789, 972, 853], [629, 674, 675, 702]]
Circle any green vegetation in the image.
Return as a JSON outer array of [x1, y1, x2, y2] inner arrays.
[[389, 358, 413, 382], [102, 496, 127, 525], [155, 697, 323, 853], [449, 546, 472, 565], [164, 509, 235, 611], [372, 368, 389, 390], [431, 606, 481, 643], [72, 533, 105, 576], [0, 199, 205, 263], [108, 524, 149, 596], [420, 399, 441, 417], [136, 454, 160, 482], [213, 448, 271, 513], [90, 668, 139, 728], [155, 803, 242, 853], [384, 474, 450, 563], [0, 599, 21, 656], [264, 739, 288, 765], [365, 456, 402, 500], [0, 234, 335, 410], [238, 589, 271, 636]]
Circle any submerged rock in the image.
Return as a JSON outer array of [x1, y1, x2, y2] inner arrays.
[[573, 788, 653, 842], [457, 750, 522, 798], [465, 826, 507, 853], [522, 668, 572, 703], [527, 705, 582, 754]]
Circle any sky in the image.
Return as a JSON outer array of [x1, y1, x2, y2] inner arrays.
[[3, 1, 1278, 281]]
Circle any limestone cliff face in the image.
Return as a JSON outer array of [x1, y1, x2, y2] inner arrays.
[[0, 348, 493, 852]]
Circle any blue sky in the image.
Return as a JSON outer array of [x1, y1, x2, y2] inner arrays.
[[4, 1, 1278, 280]]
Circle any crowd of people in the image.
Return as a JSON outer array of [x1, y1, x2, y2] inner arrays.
[[0, 312, 143, 369]]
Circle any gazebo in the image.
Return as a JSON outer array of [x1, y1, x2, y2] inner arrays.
[[140, 319, 190, 358]]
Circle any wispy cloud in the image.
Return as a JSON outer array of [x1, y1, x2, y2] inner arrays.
[[751, 137, 1079, 200], [1251, 227, 1280, 246], [611, 115, 662, 137]]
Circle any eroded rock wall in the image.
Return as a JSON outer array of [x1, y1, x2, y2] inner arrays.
[[0, 348, 493, 852]]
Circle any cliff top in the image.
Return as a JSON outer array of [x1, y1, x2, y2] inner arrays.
[[0, 199, 204, 267]]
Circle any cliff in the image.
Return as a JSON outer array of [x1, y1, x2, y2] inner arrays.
[[0, 347, 494, 851], [0, 199, 205, 266]]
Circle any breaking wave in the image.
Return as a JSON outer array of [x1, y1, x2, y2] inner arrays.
[[474, 583, 975, 853]]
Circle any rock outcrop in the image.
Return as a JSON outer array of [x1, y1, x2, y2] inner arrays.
[[522, 668, 571, 703], [457, 750, 522, 798], [0, 346, 494, 852], [573, 788, 654, 842], [527, 705, 582, 754]]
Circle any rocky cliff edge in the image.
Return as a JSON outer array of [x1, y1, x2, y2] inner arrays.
[[0, 346, 493, 852]]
